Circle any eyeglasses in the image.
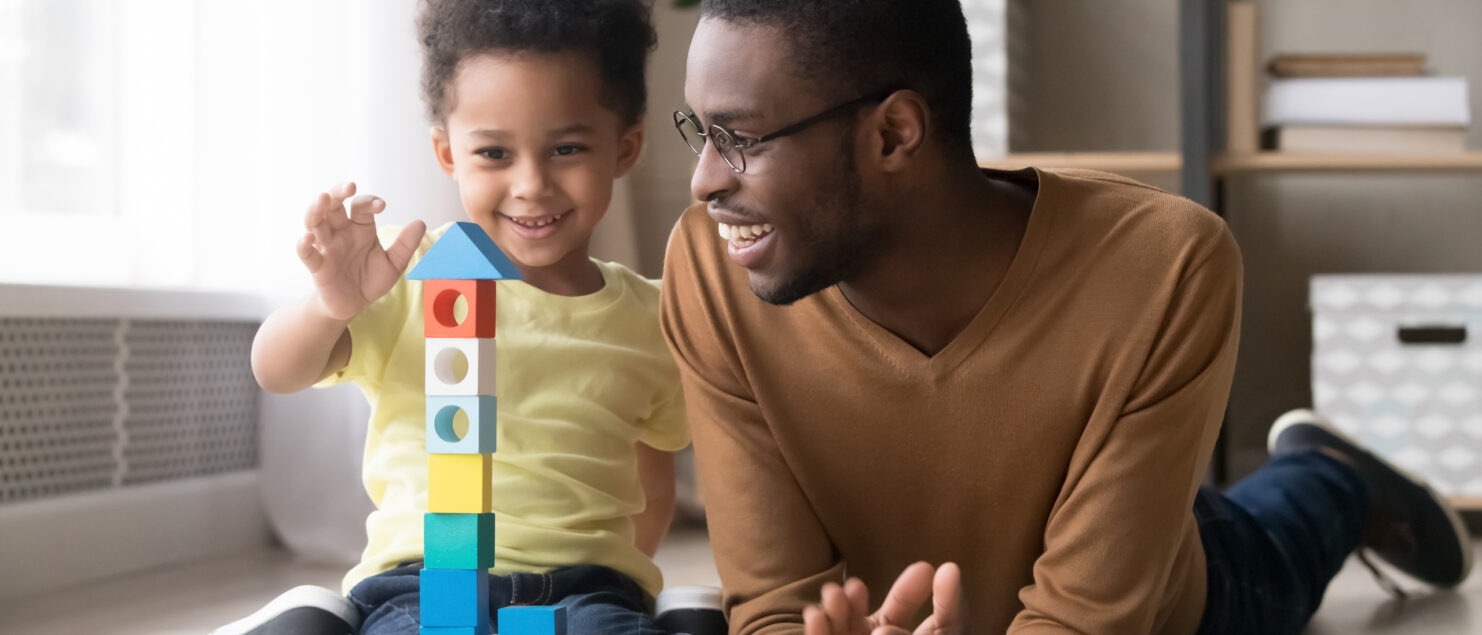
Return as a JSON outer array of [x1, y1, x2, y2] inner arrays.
[[673, 87, 900, 174]]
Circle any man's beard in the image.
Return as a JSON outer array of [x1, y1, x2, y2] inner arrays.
[[753, 135, 885, 306]]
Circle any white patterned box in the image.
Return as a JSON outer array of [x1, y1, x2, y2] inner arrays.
[[1311, 275, 1482, 497]]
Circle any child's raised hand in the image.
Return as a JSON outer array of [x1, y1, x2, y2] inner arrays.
[[297, 182, 427, 321]]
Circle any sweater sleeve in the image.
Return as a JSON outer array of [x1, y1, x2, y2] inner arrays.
[[660, 208, 843, 635], [1009, 224, 1243, 634]]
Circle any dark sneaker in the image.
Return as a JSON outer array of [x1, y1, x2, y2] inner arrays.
[[1268, 408, 1474, 588], [655, 586, 727, 635], [212, 585, 360, 635]]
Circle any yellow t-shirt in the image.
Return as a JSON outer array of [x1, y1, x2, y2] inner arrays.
[[321, 223, 689, 597]]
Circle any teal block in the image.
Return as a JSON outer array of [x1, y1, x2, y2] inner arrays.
[[426, 395, 498, 454], [425, 513, 495, 570], [497, 605, 567, 635], [408, 222, 522, 280], [420, 568, 490, 631]]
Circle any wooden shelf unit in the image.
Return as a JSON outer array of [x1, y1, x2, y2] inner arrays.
[[979, 151, 1182, 174], [1215, 151, 1482, 174]]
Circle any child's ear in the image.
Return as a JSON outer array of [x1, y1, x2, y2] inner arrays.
[[431, 126, 456, 177], [613, 123, 644, 178]]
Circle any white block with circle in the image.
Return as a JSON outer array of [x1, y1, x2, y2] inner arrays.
[[426, 337, 497, 396], [426, 395, 498, 454]]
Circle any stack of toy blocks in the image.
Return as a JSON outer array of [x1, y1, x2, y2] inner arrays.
[[409, 222, 566, 635]]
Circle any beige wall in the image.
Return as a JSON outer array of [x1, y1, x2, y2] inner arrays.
[[1012, 0, 1482, 478], [628, 4, 704, 278]]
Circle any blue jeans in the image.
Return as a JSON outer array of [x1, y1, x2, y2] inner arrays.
[[1195, 451, 1370, 635], [349, 562, 665, 634]]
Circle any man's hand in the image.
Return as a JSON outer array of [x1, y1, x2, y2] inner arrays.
[[298, 182, 426, 321], [803, 562, 964, 635]]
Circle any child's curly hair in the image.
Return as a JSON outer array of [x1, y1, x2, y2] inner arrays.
[[417, 0, 657, 126]]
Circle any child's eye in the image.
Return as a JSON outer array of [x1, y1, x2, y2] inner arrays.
[[553, 144, 586, 157], [476, 147, 509, 161]]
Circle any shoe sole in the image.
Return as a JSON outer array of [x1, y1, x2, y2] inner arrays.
[[212, 585, 360, 635], [1267, 409, 1474, 587]]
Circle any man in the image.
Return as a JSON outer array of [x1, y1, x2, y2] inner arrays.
[[659, 1, 1473, 634]]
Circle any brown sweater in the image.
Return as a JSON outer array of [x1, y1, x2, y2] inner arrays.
[[660, 168, 1243, 634]]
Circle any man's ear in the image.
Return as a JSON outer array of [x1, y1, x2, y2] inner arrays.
[[614, 123, 645, 178], [431, 126, 456, 177], [873, 90, 929, 172]]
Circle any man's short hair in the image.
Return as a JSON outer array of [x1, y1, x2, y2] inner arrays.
[[701, 0, 975, 160], [418, 0, 656, 126]]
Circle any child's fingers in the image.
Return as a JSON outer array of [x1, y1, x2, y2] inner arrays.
[[323, 182, 355, 230], [347, 195, 385, 226], [803, 606, 833, 635], [384, 220, 427, 274], [305, 193, 335, 247], [820, 583, 852, 635], [296, 232, 324, 272], [845, 578, 871, 631]]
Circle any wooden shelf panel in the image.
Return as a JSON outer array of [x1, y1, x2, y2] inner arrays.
[[1450, 496, 1482, 512], [1216, 152, 1482, 174], [979, 152, 1182, 174]]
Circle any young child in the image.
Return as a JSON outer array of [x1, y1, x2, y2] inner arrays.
[[245, 1, 687, 633]]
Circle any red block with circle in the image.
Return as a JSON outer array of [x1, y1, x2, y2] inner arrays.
[[423, 279, 496, 338]]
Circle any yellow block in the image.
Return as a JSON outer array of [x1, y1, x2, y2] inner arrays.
[[428, 453, 492, 513]]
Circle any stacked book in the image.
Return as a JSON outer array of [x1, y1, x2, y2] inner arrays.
[[1261, 54, 1472, 154]]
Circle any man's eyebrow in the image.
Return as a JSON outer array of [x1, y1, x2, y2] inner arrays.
[[702, 109, 760, 127]]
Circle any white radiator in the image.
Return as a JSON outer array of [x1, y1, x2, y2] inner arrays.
[[0, 284, 272, 601]]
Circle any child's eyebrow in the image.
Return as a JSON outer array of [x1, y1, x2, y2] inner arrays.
[[468, 129, 510, 140], [547, 124, 596, 138]]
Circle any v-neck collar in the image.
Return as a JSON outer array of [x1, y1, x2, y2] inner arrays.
[[823, 167, 1055, 378]]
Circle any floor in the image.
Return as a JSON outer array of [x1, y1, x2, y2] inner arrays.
[[3, 527, 1479, 634]]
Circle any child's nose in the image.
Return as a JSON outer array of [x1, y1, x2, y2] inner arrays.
[[510, 159, 553, 200]]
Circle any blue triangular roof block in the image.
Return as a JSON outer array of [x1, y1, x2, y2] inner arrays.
[[407, 222, 523, 280]]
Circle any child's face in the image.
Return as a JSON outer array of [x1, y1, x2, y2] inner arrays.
[[433, 52, 642, 272]]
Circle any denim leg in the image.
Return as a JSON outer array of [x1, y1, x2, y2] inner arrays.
[[348, 563, 423, 635], [507, 565, 665, 635], [1195, 451, 1369, 635], [351, 562, 663, 634]]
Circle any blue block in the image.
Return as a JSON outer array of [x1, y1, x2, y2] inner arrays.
[[408, 222, 523, 280], [497, 605, 567, 635], [426, 395, 499, 454], [425, 513, 495, 570], [420, 568, 490, 630], [420, 629, 482, 635]]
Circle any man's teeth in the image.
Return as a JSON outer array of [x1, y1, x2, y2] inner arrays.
[[717, 222, 775, 243]]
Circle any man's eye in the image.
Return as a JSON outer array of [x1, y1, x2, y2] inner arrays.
[[476, 147, 508, 160], [553, 144, 586, 157]]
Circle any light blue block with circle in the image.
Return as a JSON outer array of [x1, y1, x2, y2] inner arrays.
[[426, 395, 498, 454]]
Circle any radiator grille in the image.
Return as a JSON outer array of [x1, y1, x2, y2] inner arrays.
[[0, 318, 259, 504]]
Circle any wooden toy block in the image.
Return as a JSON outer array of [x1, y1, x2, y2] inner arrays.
[[408, 222, 523, 281], [428, 453, 492, 513], [424, 279, 497, 339], [419, 568, 490, 631], [426, 395, 499, 454], [424, 513, 495, 570], [426, 338, 498, 396], [497, 605, 567, 635]]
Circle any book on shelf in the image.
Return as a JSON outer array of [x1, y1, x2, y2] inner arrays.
[[1263, 76, 1471, 127], [1260, 125, 1468, 154], [1267, 53, 1427, 78]]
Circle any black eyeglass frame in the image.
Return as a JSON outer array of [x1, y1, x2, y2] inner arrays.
[[673, 86, 903, 173]]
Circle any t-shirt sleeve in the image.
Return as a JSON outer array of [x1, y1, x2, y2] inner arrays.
[[660, 208, 844, 634], [635, 382, 689, 452], [1009, 221, 1243, 634], [313, 224, 421, 391]]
